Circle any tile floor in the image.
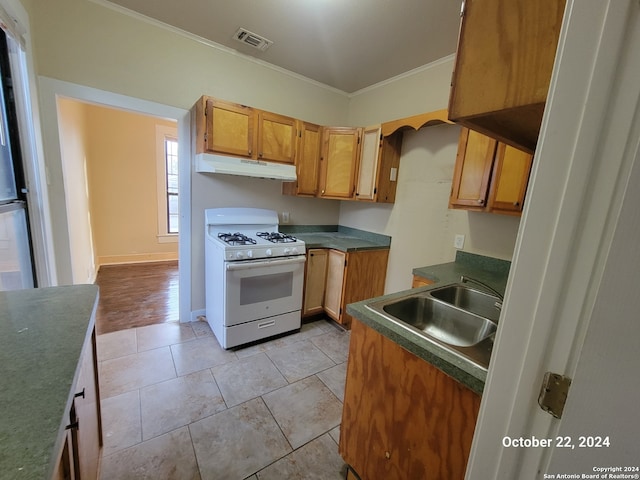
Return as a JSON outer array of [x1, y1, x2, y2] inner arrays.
[[96, 318, 350, 479]]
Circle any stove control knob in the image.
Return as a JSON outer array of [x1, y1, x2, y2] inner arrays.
[[291, 247, 299, 255], [266, 249, 273, 257], [284, 248, 291, 255], [246, 250, 253, 258], [236, 251, 244, 259]]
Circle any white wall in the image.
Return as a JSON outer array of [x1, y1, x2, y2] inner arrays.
[[56, 98, 95, 284], [345, 57, 520, 294]]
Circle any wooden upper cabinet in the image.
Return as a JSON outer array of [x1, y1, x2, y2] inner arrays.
[[283, 121, 322, 197], [488, 143, 533, 215], [450, 128, 533, 215], [450, 128, 497, 209], [355, 126, 403, 203], [205, 98, 255, 157], [355, 126, 382, 201], [256, 111, 297, 163], [319, 127, 361, 199], [448, 0, 566, 152], [375, 132, 402, 203]]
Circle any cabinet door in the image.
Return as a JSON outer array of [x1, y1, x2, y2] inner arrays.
[[319, 127, 361, 199], [324, 250, 346, 322], [293, 122, 322, 196], [449, 128, 497, 210], [205, 98, 255, 157], [488, 143, 533, 214], [303, 249, 328, 317], [448, 0, 565, 151], [355, 126, 382, 201], [375, 132, 403, 203], [341, 249, 389, 329], [340, 319, 481, 480], [53, 431, 74, 480], [74, 329, 102, 480], [257, 111, 297, 163]]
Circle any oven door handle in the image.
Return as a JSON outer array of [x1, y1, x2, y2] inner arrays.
[[225, 255, 306, 271]]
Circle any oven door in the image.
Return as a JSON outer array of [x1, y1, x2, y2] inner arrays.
[[224, 255, 305, 326]]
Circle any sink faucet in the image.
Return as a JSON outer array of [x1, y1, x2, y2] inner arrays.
[[460, 275, 504, 307]]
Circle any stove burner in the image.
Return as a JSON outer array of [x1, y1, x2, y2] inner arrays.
[[257, 232, 298, 243], [218, 232, 257, 245]]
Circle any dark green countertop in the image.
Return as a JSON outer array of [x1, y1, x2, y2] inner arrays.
[[0, 285, 99, 480], [281, 225, 391, 252], [346, 252, 510, 395]]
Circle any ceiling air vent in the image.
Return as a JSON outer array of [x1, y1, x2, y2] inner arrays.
[[233, 28, 273, 52]]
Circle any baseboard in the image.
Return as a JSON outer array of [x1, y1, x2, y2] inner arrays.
[[98, 252, 178, 266]]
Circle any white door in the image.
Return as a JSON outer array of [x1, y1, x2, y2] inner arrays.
[[466, 0, 640, 477]]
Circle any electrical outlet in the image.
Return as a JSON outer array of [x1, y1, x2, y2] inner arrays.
[[454, 234, 465, 249], [281, 212, 290, 224]]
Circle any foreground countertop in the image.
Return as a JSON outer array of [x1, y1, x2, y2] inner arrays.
[[0, 285, 99, 479], [346, 252, 510, 394], [281, 225, 391, 252]]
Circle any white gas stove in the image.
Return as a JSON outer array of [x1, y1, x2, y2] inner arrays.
[[204, 208, 306, 348]]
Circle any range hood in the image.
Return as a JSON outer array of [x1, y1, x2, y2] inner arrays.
[[195, 153, 296, 182]]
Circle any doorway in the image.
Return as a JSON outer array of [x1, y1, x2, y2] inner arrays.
[[56, 99, 179, 279], [36, 76, 191, 323], [56, 99, 180, 330]]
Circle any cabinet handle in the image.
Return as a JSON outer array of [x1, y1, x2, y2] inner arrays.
[[513, 201, 520, 206], [65, 421, 79, 431], [321, 190, 325, 195], [477, 199, 485, 204], [74, 388, 85, 399]]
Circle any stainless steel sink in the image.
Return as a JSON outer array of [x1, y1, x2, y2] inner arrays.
[[365, 283, 501, 369], [381, 295, 497, 347], [428, 284, 502, 323]]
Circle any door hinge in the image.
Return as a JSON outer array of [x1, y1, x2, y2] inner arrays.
[[538, 372, 572, 419]]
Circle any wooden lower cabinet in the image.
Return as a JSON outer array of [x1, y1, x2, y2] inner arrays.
[[340, 319, 481, 480], [323, 249, 346, 321], [54, 329, 102, 479], [411, 274, 434, 288], [52, 432, 73, 480], [303, 249, 329, 317], [324, 249, 389, 329]]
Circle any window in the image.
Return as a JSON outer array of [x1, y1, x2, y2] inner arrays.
[[165, 138, 178, 234], [156, 124, 178, 241]]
